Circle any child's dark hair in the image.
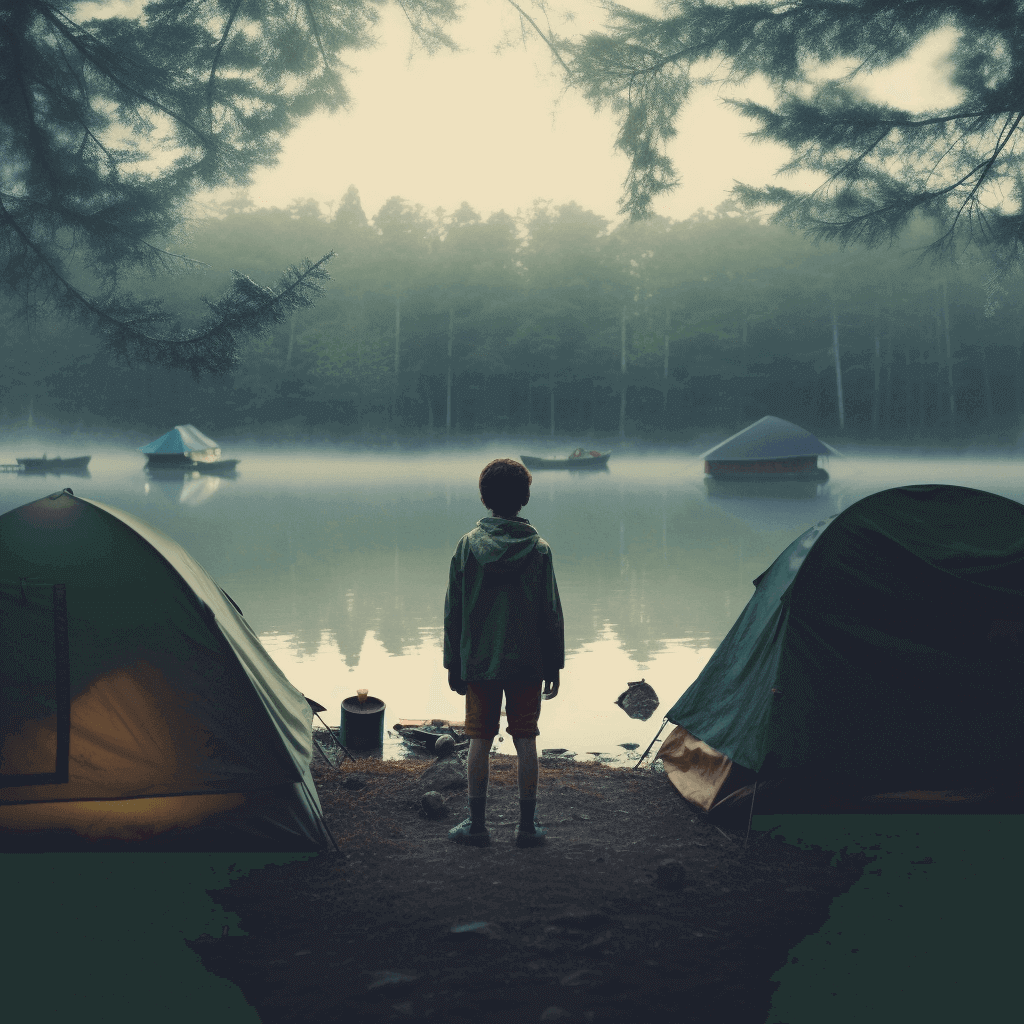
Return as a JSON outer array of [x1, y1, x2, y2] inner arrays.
[[479, 458, 532, 515]]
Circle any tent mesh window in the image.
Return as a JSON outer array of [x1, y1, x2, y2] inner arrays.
[[0, 582, 71, 786]]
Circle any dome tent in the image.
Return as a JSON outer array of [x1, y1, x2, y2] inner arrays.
[[657, 485, 1024, 820], [701, 415, 838, 481], [0, 489, 333, 851], [138, 424, 220, 464]]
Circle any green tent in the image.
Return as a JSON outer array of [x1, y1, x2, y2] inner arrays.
[[0, 489, 334, 851], [657, 485, 1024, 819]]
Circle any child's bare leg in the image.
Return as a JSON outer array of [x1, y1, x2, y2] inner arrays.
[[512, 735, 538, 800], [467, 737, 490, 799]]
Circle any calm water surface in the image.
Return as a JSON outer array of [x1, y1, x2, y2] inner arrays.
[[4, 428, 1023, 762]]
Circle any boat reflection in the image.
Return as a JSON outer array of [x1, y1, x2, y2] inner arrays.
[[20, 467, 92, 480], [143, 467, 225, 505]]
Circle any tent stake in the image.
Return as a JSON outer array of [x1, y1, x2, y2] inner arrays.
[[633, 717, 670, 770], [744, 779, 759, 848]]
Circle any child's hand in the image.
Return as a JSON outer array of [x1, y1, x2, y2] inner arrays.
[[542, 673, 560, 700], [448, 668, 467, 696]]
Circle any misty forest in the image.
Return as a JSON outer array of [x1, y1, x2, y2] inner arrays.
[[6, 195, 1024, 443], [5, 0, 1024, 446]]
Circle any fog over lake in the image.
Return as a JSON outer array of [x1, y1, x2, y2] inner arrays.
[[4, 427, 1022, 762]]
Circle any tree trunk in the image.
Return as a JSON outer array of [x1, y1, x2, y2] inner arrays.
[[394, 296, 401, 374], [904, 346, 912, 436], [942, 280, 956, 429], [663, 307, 670, 416], [1017, 333, 1023, 421], [285, 315, 296, 367], [831, 304, 845, 431], [619, 304, 628, 439], [884, 332, 894, 434], [980, 344, 994, 424], [446, 306, 453, 433], [550, 365, 556, 437], [871, 310, 881, 433]]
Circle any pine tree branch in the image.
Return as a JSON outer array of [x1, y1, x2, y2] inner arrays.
[[503, 0, 573, 77], [207, 0, 246, 120]]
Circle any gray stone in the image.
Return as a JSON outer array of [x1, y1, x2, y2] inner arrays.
[[433, 734, 456, 758], [539, 1008, 572, 1021], [449, 921, 500, 939], [420, 791, 447, 819], [421, 755, 467, 791], [552, 911, 612, 930], [655, 858, 687, 890], [367, 970, 418, 990]]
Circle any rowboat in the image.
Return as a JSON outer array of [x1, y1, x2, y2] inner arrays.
[[521, 448, 611, 470], [16, 455, 91, 472]]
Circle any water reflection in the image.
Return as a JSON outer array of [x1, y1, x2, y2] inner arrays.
[[144, 469, 224, 505], [7, 438, 1024, 755]]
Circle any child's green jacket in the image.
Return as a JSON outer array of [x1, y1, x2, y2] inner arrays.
[[444, 516, 564, 682]]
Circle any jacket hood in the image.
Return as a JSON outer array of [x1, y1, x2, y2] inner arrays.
[[467, 517, 540, 574]]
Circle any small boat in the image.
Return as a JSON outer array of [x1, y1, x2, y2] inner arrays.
[[521, 448, 611, 470], [16, 455, 91, 473], [701, 416, 837, 482], [193, 459, 239, 476]]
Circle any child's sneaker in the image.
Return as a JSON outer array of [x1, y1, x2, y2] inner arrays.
[[449, 818, 489, 846], [515, 822, 548, 847]]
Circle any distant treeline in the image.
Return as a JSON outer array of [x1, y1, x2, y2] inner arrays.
[[5, 188, 1024, 441]]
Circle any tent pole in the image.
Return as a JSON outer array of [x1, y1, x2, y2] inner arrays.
[[314, 710, 356, 763], [744, 778, 758, 848], [312, 735, 335, 766], [633, 717, 669, 771], [297, 775, 341, 854]]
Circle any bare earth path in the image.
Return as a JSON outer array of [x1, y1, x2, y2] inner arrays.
[[190, 754, 866, 1024]]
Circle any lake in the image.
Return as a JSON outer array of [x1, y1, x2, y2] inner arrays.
[[3, 427, 1023, 763]]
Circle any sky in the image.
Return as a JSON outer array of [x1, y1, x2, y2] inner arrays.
[[232, 2, 963, 228]]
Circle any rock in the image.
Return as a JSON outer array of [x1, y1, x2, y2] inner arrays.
[[655, 858, 687, 890], [433, 734, 455, 758], [613, 678, 660, 721], [367, 970, 418, 990], [542, 748, 568, 755], [552, 911, 612, 930], [420, 791, 447, 819], [618, 742, 639, 750], [449, 921, 500, 939], [539, 1007, 572, 1021], [341, 774, 368, 790], [559, 968, 604, 987], [421, 755, 467, 791]]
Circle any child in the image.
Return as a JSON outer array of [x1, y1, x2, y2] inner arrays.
[[443, 457, 564, 846]]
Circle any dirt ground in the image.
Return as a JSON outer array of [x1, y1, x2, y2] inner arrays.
[[189, 750, 867, 1024]]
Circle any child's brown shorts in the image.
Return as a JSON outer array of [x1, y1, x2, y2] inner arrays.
[[464, 681, 543, 739]]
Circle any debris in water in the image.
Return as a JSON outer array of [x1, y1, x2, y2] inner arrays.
[[618, 742, 639, 750], [613, 679, 660, 721]]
